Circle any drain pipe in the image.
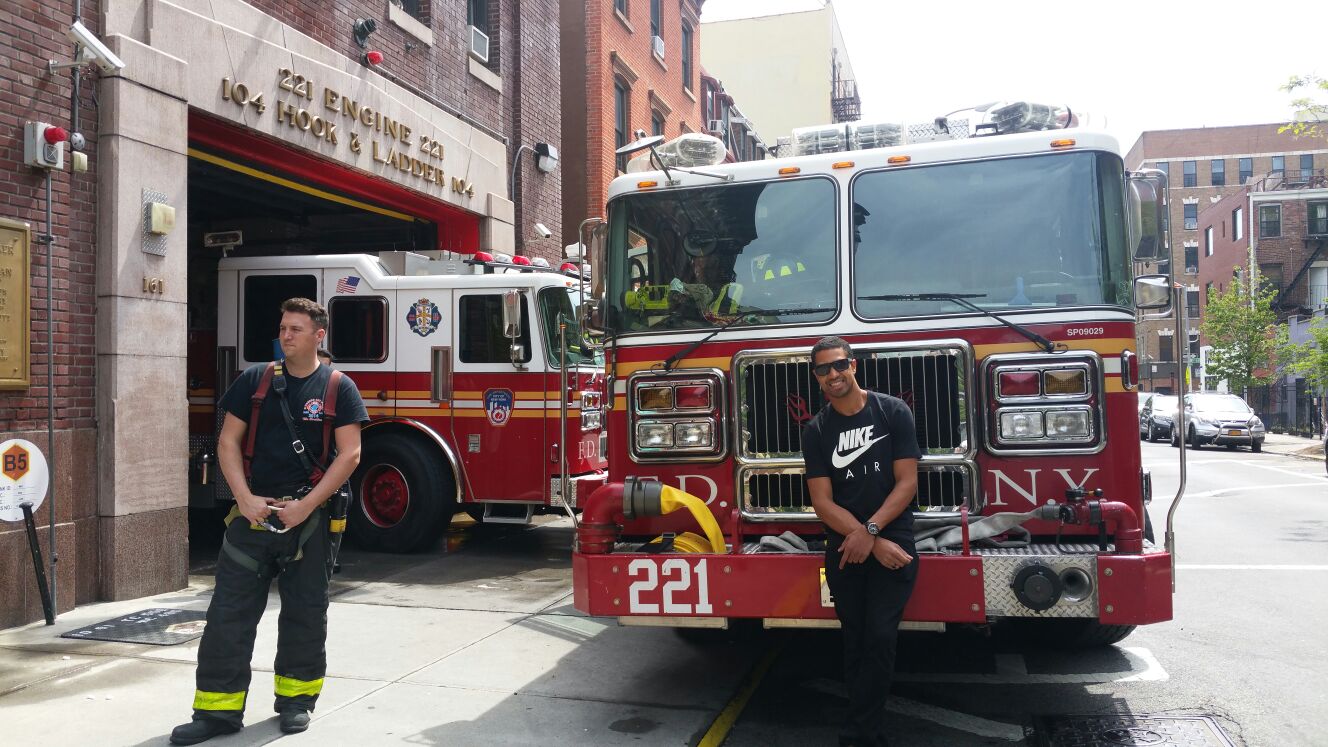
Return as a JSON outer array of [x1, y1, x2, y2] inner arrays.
[[42, 169, 57, 613]]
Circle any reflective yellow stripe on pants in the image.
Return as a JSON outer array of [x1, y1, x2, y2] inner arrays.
[[193, 689, 246, 711], [274, 674, 324, 698]]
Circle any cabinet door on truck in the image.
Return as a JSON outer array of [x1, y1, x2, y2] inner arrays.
[[452, 290, 546, 502]]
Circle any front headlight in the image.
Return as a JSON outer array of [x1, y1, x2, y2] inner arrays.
[[674, 421, 713, 448], [999, 411, 1045, 440], [635, 421, 674, 449], [1045, 409, 1092, 438], [1249, 417, 1265, 430]]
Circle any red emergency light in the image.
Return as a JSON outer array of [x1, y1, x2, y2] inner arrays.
[[472, 251, 494, 262], [43, 126, 69, 144], [511, 255, 531, 266]]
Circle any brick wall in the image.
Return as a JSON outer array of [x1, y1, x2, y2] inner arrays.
[[561, 0, 703, 245], [1196, 189, 1251, 340], [1253, 197, 1328, 311]]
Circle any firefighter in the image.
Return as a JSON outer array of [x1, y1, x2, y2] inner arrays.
[[170, 298, 368, 745], [801, 336, 920, 747]]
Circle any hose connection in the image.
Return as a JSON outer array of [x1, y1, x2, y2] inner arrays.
[[576, 477, 727, 555]]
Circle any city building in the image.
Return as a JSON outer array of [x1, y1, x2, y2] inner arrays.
[[700, 1, 860, 150], [1124, 124, 1328, 395], [559, 0, 706, 246], [0, 0, 560, 628], [698, 72, 768, 162]]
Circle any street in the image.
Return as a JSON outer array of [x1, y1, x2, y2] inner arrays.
[[1, 442, 1325, 746]]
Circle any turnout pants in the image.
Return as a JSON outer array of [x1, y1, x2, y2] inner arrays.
[[192, 508, 329, 726], [824, 538, 919, 745]]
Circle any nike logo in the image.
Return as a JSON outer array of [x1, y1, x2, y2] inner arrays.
[[831, 435, 887, 469]]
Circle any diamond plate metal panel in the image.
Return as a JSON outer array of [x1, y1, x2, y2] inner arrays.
[[983, 553, 1098, 618], [142, 188, 169, 255], [1036, 714, 1235, 747]]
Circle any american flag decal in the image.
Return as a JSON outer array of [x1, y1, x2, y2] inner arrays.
[[335, 276, 360, 294]]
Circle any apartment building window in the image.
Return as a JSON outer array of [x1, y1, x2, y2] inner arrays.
[[468, 0, 488, 34], [1232, 207, 1243, 241], [651, 111, 665, 137], [1271, 155, 1285, 177], [399, 0, 425, 20], [1211, 159, 1225, 187], [1239, 157, 1253, 184], [1183, 160, 1196, 188], [1158, 333, 1174, 361], [1184, 203, 1198, 230], [1205, 281, 1214, 303], [1258, 264, 1283, 296], [1300, 154, 1315, 182], [1184, 244, 1199, 273], [1259, 204, 1281, 237], [1188, 332, 1200, 359], [681, 23, 693, 92], [615, 0, 627, 14], [650, 0, 661, 37], [614, 79, 630, 173], [1204, 226, 1214, 256], [1309, 201, 1328, 236]]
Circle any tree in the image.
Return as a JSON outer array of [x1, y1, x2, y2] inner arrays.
[[1199, 277, 1281, 396], [1279, 74, 1327, 141]]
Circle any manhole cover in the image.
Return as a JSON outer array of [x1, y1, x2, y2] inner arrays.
[[1036, 715, 1235, 747]]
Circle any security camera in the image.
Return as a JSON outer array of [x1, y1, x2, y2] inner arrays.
[[52, 20, 125, 74], [534, 223, 552, 239]]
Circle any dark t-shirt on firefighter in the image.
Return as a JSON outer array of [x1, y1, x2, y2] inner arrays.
[[802, 391, 922, 544], [219, 362, 369, 495]]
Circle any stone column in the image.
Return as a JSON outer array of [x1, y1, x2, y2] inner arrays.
[[94, 34, 191, 599]]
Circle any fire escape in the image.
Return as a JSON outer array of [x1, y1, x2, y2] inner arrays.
[[1260, 169, 1328, 313], [830, 56, 859, 123]]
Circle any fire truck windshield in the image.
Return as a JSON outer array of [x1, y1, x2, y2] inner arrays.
[[539, 286, 601, 366], [852, 151, 1131, 318], [604, 177, 838, 333]]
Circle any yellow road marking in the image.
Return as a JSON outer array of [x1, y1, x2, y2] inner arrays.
[[697, 639, 786, 747]]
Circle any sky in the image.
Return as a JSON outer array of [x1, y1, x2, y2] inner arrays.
[[699, 0, 1327, 153]]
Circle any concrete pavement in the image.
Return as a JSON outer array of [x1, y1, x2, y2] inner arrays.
[[1258, 431, 1325, 460], [0, 520, 765, 746]]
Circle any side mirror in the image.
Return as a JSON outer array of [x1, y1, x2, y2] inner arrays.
[[589, 222, 608, 301], [1128, 169, 1168, 261], [509, 343, 525, 364], [501, 289, 522, 339], [1133, 274, 1172, 310]]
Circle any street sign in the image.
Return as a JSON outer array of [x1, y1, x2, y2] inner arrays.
[[0, 438, 49, 522]]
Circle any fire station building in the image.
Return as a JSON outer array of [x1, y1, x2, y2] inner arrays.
[[1, 0, 561, 628]]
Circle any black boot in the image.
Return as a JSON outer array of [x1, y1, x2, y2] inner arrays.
[[169, 718, 241, 745], [279, 709, 311, 734]]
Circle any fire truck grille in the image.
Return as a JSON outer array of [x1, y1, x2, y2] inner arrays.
[[741, 463, 976, 521], [737, 345, 969, 459]]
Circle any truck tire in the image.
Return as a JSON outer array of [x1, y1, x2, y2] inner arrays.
[[1007, 618, 1137, 648], [349, 432, 456, 553]]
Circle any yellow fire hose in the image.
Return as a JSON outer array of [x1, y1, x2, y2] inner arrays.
[[651, 485, 726, 554]]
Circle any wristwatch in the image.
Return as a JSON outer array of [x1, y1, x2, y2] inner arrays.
[[865, 521, 880, 536]]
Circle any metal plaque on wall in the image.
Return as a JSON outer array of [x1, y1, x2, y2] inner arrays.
[[0, 218, 31, 390]]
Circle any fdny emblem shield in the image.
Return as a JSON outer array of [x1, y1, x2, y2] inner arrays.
[[406, 298, 442, 337], [484, 389, 514, 426]]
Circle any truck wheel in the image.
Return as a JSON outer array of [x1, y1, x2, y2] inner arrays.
[[1007, 619, 1137, 648], [349, 432, 456, 553]]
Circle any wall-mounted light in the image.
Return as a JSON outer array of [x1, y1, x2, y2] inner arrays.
[[353, 18, 377, 48], [535, 143, 560, 173]]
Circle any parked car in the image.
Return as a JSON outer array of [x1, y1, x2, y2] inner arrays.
[[1172, 392, 1265, 452], [1139, 394, 1178, 442]]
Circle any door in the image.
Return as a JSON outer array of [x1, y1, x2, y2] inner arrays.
[[451, 289, 546, 502]]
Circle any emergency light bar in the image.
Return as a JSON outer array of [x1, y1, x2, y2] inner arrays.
[[466, 252, 588, 278], [626, 133, 727, 173]]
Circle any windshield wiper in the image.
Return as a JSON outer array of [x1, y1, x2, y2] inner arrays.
[[655, 306, 834, 373], [862, 293, 1056, 353]]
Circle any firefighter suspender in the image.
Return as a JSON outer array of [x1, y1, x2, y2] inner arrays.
[[241, 362, 343, 482]]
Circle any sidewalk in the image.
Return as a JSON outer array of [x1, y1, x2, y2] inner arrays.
[[1259, 431, 1326, 461], [0, 521, 756, 746]]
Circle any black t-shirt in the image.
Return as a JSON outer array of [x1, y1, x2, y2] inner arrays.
[[802, 391, 922, 543], [219, 362, 369, 493]]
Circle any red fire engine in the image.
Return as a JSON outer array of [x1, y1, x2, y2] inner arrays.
[[570, 103, 1179, 645], [188, 250, 607, 553]]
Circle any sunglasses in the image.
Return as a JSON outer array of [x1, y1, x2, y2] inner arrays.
[[812, 358, 853, 377]]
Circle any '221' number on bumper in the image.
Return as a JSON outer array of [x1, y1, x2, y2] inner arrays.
[[627, 558, 713, 614]]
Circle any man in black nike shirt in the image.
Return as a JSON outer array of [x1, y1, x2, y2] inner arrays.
[[802, 336, 920, 747]]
